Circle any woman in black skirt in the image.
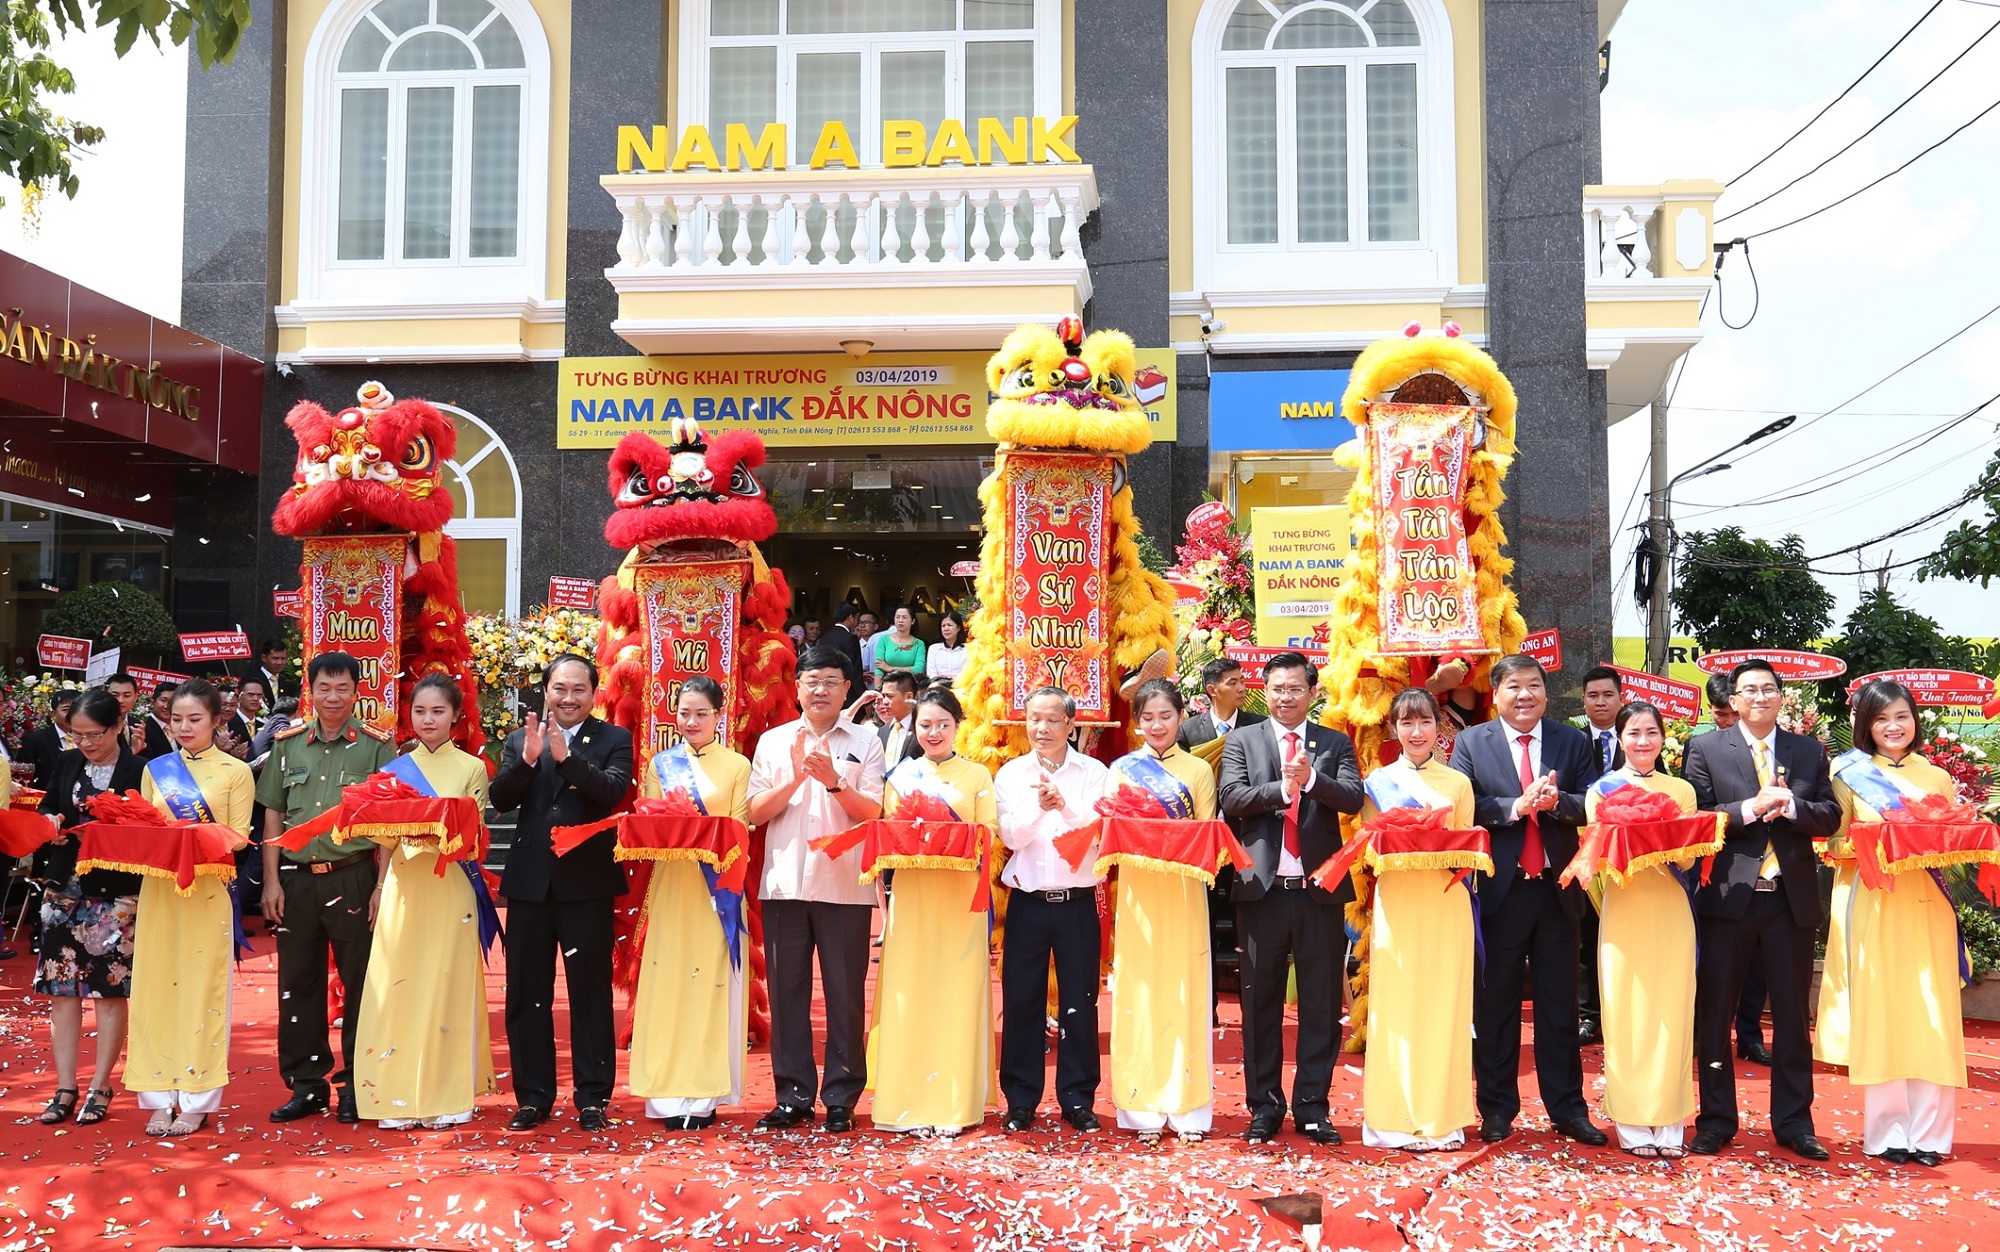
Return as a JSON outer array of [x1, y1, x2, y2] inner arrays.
[[33, 689, 145, 1127]]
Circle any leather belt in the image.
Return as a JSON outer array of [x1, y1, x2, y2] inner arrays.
[[284, 849, 375, 875], [1024, 888, 1087, 903], [1753, 878, 1780, 892], [1275, 875, 1309, 890]]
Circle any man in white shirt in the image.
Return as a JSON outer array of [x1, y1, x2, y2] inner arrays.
[[994, 687, 1109, 1133], [747, 646, 886, 1134]]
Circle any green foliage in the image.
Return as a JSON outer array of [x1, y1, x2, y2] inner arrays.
[[1958, 901, 2000, 983], [1918, 446, 2000, 588], [41, 581, 177, 659], [1135, 531, 1171, 576], [1671, 527, 1834, 652], [0, 0, 248, 203], [1819, 587, 1988, 712]]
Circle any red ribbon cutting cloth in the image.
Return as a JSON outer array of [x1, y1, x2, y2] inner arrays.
[[1311, 805, 1492, 892], [812, 789, 991, 912], [0, 807, 60, 858], [73, 790, 239, 894], [1047, 785, 1250, 888], [1847, 793, 2000, 896], [593, 793, 750, 896], [10, 786, 47, 812], [275, 774, 486, 876], [1559, 786, 1727, 889]]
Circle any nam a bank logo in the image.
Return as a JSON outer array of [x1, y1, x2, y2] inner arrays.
[[1211, 368, 1353, 452], [1278, 400, 1342, 420]]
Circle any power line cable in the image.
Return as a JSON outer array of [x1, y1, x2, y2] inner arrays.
[[1679, 475, 1989, 574]]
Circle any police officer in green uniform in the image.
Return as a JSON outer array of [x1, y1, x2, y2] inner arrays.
[[256, 651, 395, 1125]]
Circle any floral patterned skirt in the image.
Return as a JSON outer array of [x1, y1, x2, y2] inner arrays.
[[34, 879, 137, 999]]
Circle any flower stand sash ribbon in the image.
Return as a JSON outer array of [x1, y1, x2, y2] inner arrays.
[[1053, 752, 1250, 887], [812, 757, 992, 914]]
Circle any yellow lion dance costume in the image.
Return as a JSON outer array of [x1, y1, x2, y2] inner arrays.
[[956, 317, 1178, 769], [1321, 323, 1527, 1049]]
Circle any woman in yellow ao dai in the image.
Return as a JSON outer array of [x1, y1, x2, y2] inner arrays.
[[1586, 700, 1704, 1159], [629, 677, 753, 1129], [1359, 687, 1476, 1151], [1835, 680, 1968, 1165], [354, 675, 497, 1129], [131, 680, 253, 1137], [1107, 680, 1220, 1143]]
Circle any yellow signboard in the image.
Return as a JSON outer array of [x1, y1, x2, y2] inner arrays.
[[556, 351, 1179, 449], [1250, 504, 1351, 648]]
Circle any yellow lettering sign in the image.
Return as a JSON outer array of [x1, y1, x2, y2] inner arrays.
[[617, 124, 670, 172], [669, 125, 724, 172], [807, 120, 859, 169], [725, 122, 786, 171], [883, 120, 926, 168], [1032, 115, 1081, 163], [619, 117, 1081, 172], [925, 118, 976, 167], [978, 116, 1028, 166]]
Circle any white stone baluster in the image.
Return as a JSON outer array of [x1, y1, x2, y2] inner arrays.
[[1628, 205, 1654, 278], [881, 192, 904, 264], [819, 194, 841, 264], [1599, 207, 1623, 279], [998, 189, 1022, 261], [1030, 190, 1054, 261], [790, 195, 812, 266], [911, 191, 932, 262], [1059, 191, 1083, 260], [616, 199, 643, 267], [968, 189, 993, 262], [729, 196, 753, 267], [700, 196, 723, 267], [757, 196, 779, 266], [943, 190, 964, 262], [644, 197, 670, 267], [1582, 205, 1604, 280]]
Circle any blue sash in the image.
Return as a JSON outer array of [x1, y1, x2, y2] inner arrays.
[[146, 752, 250, 960], [1111, 751, 1196, 819], [1830, 749, 1924, 815], [651, 746, 745, 970], [1590, 773, 1635, 801], [382, 752, 504, 957], [1364, 766, 1425, 811]]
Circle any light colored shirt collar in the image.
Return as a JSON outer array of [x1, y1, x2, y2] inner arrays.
[[1269, 716, 1309, 748], [1738, 722, 1778, 755], [1502, 719, 1543, 746]]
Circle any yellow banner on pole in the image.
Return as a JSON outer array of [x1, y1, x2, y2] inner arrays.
[[1249, 505, 1350, 649], [556, 351, 1178, 448]]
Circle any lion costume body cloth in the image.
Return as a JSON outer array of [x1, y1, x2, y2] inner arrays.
[[593, 424, 797, 1043], [271, 382, 485, 755], [1319, 329, 1526, 1050]]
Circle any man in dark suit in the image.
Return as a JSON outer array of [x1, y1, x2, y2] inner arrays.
[[1702, 672, 1773, 1067], [872, 671, 921, 765], [491, 653, 634, 1134], [1449, 653, 1608, 1146], [139, 683, 177, 761], [1575, 665, 1626, 1047], [1178, 657, 1266, 750], [259, 638, 300, 700], [18, 689, 78, 787], [1682, 658, 1839, 1161], [1218, 651, 1364, 1146], [823, 602, 866, 682]]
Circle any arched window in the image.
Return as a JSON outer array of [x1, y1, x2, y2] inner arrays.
[[1193, 0, 1456, 293], [300, 0, 552, 305], [439, 406, 522, 618]]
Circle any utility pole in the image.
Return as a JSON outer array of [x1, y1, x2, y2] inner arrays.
[[1646, 386, 1673, 676]]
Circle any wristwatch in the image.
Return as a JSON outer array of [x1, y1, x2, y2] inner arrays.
[[827, 781, 845, 794]]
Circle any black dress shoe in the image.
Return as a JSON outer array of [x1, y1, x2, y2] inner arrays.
[[579, 1106, 610, 1133], [1478, 1118, 1514, 1143], [1002, 1107, 1035, 1132], [1245, 1114, 1284, 1145], [686, 1113, 717, 1131], [1577, 1020, 1603, 1046], [1296, 1119, 1343, 1146], [1687, 1131, 1729, 1155], [507, 1107, 547, 1132], [270, 1091, 329, 1123], [1912, 1150, 1943, 1167], [1736, 1039, 1773, 1066], [756, 1104, 815, 1132], [1780, 1134, 1830, 1162], [336, 1089, 359, 1124], [1062, 1106, 1101, 1133], [1554, 1118, 1609, 1147], [823, 1106, 855, 1134], [1875, 1147, 1910, 1165]]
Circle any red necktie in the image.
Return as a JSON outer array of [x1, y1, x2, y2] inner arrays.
[[1517, 733, 1544, 876], [1282, 732, 1302, 861]]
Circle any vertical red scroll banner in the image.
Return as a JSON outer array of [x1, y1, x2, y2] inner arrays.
[[1369, 402, 1489, 657], [633, 558, 747, 759], [1001, 451, 1114, 724], [299, 534, 406, 737]]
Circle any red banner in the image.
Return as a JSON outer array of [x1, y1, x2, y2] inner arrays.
[[1000, 451, 1115, 724], [1844, 668, 1996, 707], [179, 630, 253, 663], [1520, 627, 1562, 672], [1186, 501, 1233, 535], [127, 665, 191, 694], [547, 575, 598, 609], [1608, 665, 1701, 722], [36, 634, 91, 670], [1695, 648, 1846, 681], [1224, 644, 1331, 690], [272, 588, 304, 619], [633, 558, 748, 758], [1368, 403, 1488, 656], [299, 534, 405, 737], [948, 559, 980, 578]]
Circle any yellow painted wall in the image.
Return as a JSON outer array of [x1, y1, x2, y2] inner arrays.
[[280, 0, 573, 308], [1584, 298, 1705, 331]]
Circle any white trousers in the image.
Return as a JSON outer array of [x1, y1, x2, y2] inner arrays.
[[136, 1087, 222, 1114], [1615, 1121, 1685, 1151], [646, 1096, 722, 1119], [1117, 1102, 1214, 1135], [1863, 1080, 1956, 1155], [1362, 1123, 1466, 1151]]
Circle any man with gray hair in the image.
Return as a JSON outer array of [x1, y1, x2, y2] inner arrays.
[[993, 686, 1110, 1133]]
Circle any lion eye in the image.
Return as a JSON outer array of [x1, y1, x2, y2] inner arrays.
[[1100, 374, 1130, 397], [399, 435, 434, 471], [1004, 365, 1035, 391], [728, 462, 762, 498], [626, 467, 652, 496]]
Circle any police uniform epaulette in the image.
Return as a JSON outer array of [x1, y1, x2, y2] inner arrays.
[[359, 723, 395, 743], [274, 722, 311, 741]]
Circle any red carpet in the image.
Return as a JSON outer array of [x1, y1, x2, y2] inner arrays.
[[4, 927, 2000, 1251]]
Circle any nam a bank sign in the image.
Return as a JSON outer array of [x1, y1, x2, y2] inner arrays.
[[616, 116, 1082, 173], [1210, 368, 1354, 452]]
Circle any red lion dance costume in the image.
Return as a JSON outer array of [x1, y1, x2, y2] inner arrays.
[[593, 420, 797, 1043], [271, 381, 483, 754]]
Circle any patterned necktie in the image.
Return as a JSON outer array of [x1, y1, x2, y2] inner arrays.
[[1517, 734, 1544, 876], [1282, 732, 1302, 861], [1755, 740, 1780, 878], [1600, 730, 1615, 771]]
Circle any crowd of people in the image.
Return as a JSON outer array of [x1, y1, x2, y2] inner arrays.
[[9, 639, 1979, 1169]]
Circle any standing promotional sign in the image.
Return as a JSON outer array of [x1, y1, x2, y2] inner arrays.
[[85, 648, 121, 686], [1000, 451, 1114, 724], [632, 559, 746, 758], [1368, 403, 1489, 656], [547, 576, 599, 610], [1248, 505, 1350, 648], [36, 634, 93, 670], [298, 534, 405, 736], [128, 665, 191, 694], [179, 631, 254, 663], [1608, 665, 1702, 722]]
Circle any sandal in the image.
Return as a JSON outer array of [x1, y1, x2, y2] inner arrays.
[[164, 1111, 206, 1136], [1177, 1131, 1204, 1144], [1657, 1145, 1688, 1160], [145, 1107, 175, 1137], [40, 1088, 80, 1125], [74, 1088, 115, 1127], [1623, 1144, 1663, 1159]]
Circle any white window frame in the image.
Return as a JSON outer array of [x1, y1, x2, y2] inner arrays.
[[677, 0, 1064, 167], [296, 0, 553, 309], [439, 404, 523, 620], [1191, 0, 1457, 296]]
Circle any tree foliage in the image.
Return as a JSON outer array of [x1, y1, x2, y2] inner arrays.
[[1917, 446, 2000, 588], [41, 580, 177, 660], [1670, 527, 1835, 652], [0, 0, 249, 202]]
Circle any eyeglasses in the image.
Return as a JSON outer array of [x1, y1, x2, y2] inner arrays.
[[1734, 685, 1781, 698], [1267, 684, 1310, 697], [800, 679, 846, 694], [70, 727, 113, 743]]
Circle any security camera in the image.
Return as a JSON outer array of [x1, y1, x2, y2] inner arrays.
[[276, 360, 295, 378]]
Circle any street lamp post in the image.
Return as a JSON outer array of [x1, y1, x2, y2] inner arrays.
[[1643, 410, 1797, 675]]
